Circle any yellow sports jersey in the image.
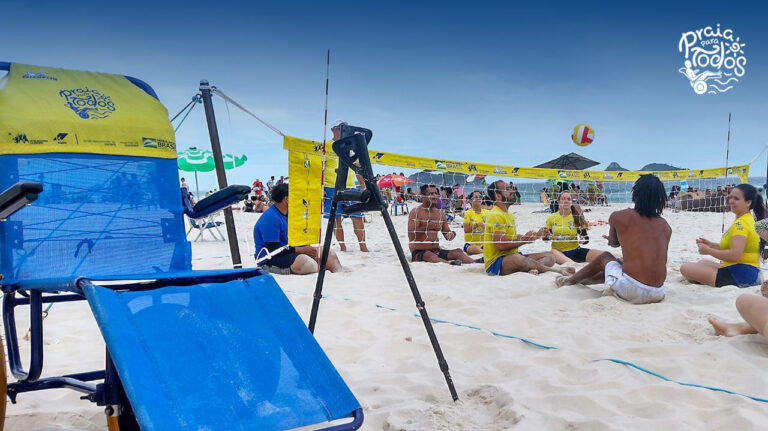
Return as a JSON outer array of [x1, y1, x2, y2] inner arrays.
[[483, 205, 517, 270], [322, 144, 357, 188], [546, 212, 579, 252], [720, 213, 760, 268], [464, 208, 489, 246]]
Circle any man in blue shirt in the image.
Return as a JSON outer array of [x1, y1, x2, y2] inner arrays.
[[254, 183, 342, 275]]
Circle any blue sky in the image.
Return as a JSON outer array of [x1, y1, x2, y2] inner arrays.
[[3, 1, 767, 190]]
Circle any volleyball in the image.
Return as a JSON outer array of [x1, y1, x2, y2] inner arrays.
[[572, 124, 594, 146]]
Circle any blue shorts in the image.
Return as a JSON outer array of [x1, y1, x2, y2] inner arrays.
[[715, 264, 760, 287], [323, 187, 362, 218], [463, 243, 482, 252], [486, 257, 503, 276], [486, 253, 528, 276], [561, 247, 590, 263]]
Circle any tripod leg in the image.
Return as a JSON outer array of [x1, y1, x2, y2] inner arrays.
[[308, 200, 340, 333], [380, 208, 459, 401]]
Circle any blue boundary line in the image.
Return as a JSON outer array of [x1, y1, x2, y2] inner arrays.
[[289, 289, 768, 404]]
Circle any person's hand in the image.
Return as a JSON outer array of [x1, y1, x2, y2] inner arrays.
[[522, 230, 538, 242], [445, 231, 457, 241], [697, 242, 710, 255], [603, 234, 619, 247], [696, 237, 714, 248]]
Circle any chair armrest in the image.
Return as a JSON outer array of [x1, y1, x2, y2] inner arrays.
[[185, 185, 250, 218], [0, 182, 43, 219]]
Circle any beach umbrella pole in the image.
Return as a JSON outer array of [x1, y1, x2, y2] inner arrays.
[[199, 79, 243, 268], [194, 171, 199, 202]]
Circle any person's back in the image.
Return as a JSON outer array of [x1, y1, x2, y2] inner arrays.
[[611, 208, 671, 287]]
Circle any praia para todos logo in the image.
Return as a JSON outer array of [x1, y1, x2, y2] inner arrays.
[[59, 87, 116, 119], [678, 24, 746, 95]]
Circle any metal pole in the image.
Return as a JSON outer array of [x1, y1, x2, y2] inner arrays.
[[308, 197, 339, 333], [199, 80, 242, 268]]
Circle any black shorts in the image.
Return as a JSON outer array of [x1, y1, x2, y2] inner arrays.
[[562, 247, 590, 263], [265, 253, 300, 269], [715, 264, 759, 287], [412, 248, 451, 262]]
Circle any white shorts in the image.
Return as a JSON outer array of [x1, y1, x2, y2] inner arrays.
[[602, 261, 666, 304]]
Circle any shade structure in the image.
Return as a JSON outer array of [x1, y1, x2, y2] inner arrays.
[[178, 147, 248, 198], [178, 147, 247, 172], [534, 152, 599, 170], [378, 174, 414, 188]]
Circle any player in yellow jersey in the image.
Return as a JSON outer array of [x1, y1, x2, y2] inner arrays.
[[323, 122, 368, 252], [462, 191, 488, 256], [542, 191, 608, 263], [681, 184, 765, 287], [483, 180, 574, 276]]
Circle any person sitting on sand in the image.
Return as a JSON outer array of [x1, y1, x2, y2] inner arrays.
[[408, 184, 476, 265], [680, 184, 765, 288], [556, 175, 670, 304], [708, 293, 768, 342], [462, 191, 488, 256], [543, 191, 608, 264], [483, 180, 570, 276], [254, 183, 342, 275]]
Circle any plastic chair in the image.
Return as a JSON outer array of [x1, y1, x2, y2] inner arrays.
[[390, 201, 409, 216], [181, 185, 249, 241], [0, 61, 363, 430]]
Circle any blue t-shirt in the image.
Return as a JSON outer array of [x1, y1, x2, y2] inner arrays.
[[253, 205, 288, 259]]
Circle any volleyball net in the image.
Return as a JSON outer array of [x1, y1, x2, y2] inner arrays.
[[283, 136, 749, 250]]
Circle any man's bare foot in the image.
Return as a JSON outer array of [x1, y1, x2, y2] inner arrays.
[[761, 280, 768, 298], [708, 317, 757, 337], [528, 269, 539, 275], [555, 275, 570, 287], [560, 267, 576, 276]]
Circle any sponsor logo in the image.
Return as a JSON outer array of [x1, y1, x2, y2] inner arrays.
[[141, 137, 175, 150], [494, 166, 507, 175], [372, 152, 385, 160], [603, 173, 613, 179], [435, 160, 447, 170], [582, 172, 591, 179], [22, 71, 58, 81], [53, 132, 68, 141], [557, 170, 566, 178], [687, 171, 696, 177], [312, 143, 324, 152], [678, 24, 745, 94], [512, 167, 520, 174], [12, 133, 28, 143], [617, 172, 623, 178], [59, 87, 116, 119], [467, 164, 478, 172]]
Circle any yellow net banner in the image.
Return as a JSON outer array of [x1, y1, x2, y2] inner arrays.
[[286, 136, 324, 245], [0, 63, 176, 158], [283, 135, 749, 183]]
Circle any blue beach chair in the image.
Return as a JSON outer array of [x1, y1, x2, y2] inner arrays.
[[0, 62, 363, 430]]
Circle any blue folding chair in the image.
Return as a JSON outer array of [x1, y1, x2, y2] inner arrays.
[[0, 62, 363, 430]]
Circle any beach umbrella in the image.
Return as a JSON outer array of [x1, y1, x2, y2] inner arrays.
[[177, 147, 248, 197], [535, 152, 599, 170], [378, 174, 413, 188]]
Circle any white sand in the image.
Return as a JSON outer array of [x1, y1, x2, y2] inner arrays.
[[6, 204, 768, 430]]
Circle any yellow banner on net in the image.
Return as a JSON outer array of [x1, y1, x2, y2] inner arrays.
[[284, 135, 749, 245], [286, 136, 324, 245], [283, 135, 748, 183], [0, 63, 176, 158]]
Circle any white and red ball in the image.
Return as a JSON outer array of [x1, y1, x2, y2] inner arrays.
[[572, 124, 594, 146]]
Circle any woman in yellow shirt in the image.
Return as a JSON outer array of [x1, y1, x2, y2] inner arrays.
[[462, 191, 488, 256], [681, 184, 765, 287], [542, 191, 604, 264]]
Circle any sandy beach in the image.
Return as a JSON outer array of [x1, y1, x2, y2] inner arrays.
[[5, 203, 768, 430]]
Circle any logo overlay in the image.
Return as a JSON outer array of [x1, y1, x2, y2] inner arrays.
[[59, 87, 116, 119], [678, 24, 746, 95], [22, 71, 58, 81]]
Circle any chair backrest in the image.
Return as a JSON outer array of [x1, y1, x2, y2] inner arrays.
[[0, 63, 190, 284]]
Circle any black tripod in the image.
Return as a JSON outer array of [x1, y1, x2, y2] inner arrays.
[[308, 125, 458, 402]]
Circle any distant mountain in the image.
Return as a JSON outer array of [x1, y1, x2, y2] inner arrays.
[[605, 162, 628, 171], [640, 163, 685, 171]]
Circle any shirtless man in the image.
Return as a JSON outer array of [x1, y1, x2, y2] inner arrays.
[[556, 174, 671, 304], [408, 184, 475, 265]]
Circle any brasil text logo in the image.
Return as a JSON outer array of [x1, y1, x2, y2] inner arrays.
[[22, 71, 57, 81], [59, 87, 116, 119], [678, 24, 746, 95]]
